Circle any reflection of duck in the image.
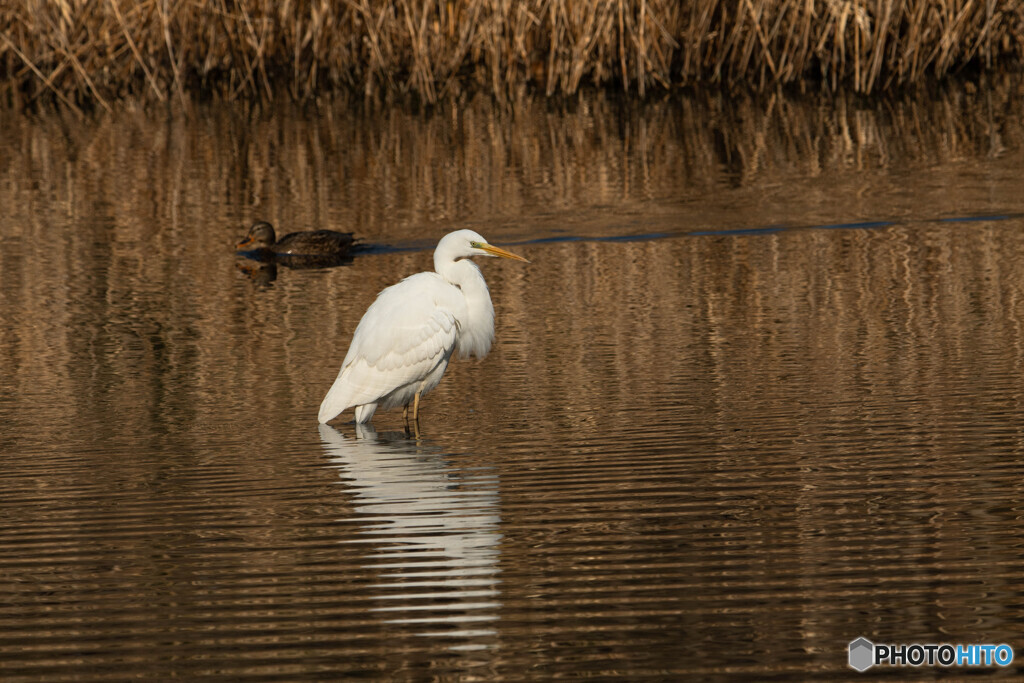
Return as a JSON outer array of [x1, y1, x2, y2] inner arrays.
[[233, 258, 278, 287], [235, 221, 357, 268], [319, 424, 502, 648]]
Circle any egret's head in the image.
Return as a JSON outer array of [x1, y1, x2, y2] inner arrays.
[[437, 229, 530, 263], [237, 221, 277, 250]]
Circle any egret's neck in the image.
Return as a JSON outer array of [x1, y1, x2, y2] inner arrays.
[[437, 258, 495, 358], [437, 258, 492, 310]]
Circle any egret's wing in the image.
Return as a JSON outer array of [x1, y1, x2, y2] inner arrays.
[[342, 307, 458, 397], [318, 274, 464, 423]]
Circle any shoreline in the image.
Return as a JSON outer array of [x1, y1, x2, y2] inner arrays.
[[2, 1, 1023, 112]]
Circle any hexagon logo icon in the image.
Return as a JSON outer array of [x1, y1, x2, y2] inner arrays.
[[849, 637, 874, 672]]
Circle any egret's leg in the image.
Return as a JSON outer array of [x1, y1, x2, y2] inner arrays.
[[412, 391, 421, 422]]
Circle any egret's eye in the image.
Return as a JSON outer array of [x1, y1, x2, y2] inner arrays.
[[470, 241, 483, 249]]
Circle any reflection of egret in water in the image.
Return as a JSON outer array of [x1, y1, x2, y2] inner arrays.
[[318, 424, 502, 649]]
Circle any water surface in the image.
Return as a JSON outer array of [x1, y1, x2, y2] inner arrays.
[[2, 82, 1024, 680]]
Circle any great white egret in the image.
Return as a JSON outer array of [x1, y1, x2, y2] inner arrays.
[[318, 229, 529, 425]]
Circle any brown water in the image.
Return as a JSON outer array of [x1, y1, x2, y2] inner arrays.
[[2, 80, 1024, 681]]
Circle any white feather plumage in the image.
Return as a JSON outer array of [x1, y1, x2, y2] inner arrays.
[[318, 230, 528, 425]]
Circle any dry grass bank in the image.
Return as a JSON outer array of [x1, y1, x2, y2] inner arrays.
[[1, 1, 1023, 110]]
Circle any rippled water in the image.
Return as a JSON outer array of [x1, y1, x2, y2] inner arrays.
[[2, 82, 1024, 680]]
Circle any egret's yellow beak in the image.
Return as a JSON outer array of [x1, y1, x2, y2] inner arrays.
[[478, 243, 530, 263]]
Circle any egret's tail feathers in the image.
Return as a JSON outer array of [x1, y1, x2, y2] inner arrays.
[[354, 403, 377, 424], [318, 386, 377, 425], [317, 402, 340, 425], [319, 361, 386, 424], [318, 380, 350, 424]]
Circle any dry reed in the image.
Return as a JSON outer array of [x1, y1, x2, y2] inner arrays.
[[1, 0, 1022, 109]]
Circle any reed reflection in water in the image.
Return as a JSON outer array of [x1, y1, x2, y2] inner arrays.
[[1, 80, 1024, 680]]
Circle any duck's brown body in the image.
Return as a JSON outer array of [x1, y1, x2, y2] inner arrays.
[[236, 221, 355, 257]]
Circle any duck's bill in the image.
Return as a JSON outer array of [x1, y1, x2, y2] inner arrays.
[[480, 243, 530, 263], [236, 237, 255, 250]]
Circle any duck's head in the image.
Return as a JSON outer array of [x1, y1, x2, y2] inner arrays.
[[236, 221, 277, 250]]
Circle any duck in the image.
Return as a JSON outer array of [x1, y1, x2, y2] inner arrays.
[[235, 221, 356, 259]]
